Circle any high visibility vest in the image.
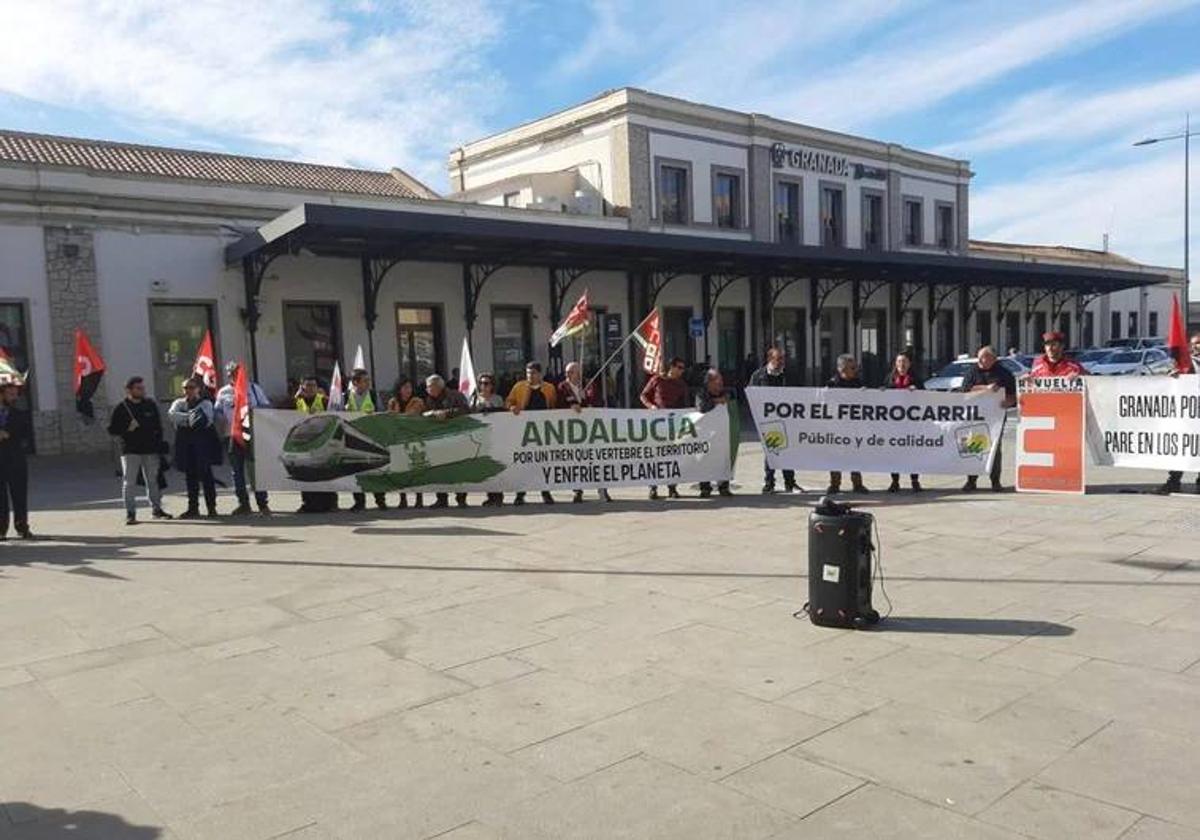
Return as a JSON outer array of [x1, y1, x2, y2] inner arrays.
[[346, 389, 375, 412], [295, 393, 326, 414]]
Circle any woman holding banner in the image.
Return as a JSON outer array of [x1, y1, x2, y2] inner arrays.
[[885, 353, 923, 493], [387, 376, 426, 509]]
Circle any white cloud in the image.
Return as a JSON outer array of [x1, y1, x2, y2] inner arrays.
[[933, 71, 1200, 156], [0, 0, 509, 189]]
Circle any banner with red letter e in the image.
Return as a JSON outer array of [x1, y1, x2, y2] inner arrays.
[[1016, 377, 1086, 494]]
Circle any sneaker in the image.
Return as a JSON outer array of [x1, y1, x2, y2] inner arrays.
[[572, 490, 584, 504], [349, 501, 366, 513], [16, 526, 32, 540], [718, 486, 734, 497], [179, 509, 201, 520], [990, 480, 1003, 493], [667, 487, 681, 500], [887, 479, 901, 493], [205, 509, 219, 519], [911, 479, 922, 493], [784, 482, 799, 493], [258, 505, 272, 516], [825, 485, 841, 495], [852, 484, 870, 494], [513, 493, 526, 506], [761, 482, 776, 495], [429, 498, 449, 510], [1154, 481, 1181, 495], [482, 495, 502, 507], [699, 486, 712, 499], [375, 498, 388, 511], [152, 508, 173, 520], [541, 492, 555, 505], [398, 495, 409, 510], [455, 495, 468, 508], [125, 514, 137, 526], [649, 488, 660, 500], [231, 503, 252, 516], [961, 479, 978, 493]]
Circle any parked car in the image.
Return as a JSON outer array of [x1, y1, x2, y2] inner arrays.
[[1070, 348, 1117, 372], [1105, 337, 1166, 350], [1088, 348, 1174, 376], [925, 355, 1029, 391]]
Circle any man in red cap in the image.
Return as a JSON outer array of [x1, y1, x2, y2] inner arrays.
[[1029, 331, 1084, 379]]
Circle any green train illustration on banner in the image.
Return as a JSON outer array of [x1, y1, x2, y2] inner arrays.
[[280, 414, 505, 491]]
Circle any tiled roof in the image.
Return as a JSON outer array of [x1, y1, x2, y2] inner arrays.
[[969, 239, 1139, 267], [0, 129, 435, 199]]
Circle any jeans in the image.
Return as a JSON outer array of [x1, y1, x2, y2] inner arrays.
[[229, 445, 267, 509], [121, 453, 163, 515], [0, 456, 28, 534], [763, 467, 795, 488]]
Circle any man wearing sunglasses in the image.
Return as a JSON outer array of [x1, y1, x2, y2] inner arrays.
[[1158, 331, 1200, 495], [640, 356, 690, 499]]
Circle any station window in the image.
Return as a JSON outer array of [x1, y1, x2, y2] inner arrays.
[[1110, 311, 1121, 340], [1148, 311, 1159, 338], [713, 171, 741, 229], [903, 199, 922, 246], [282, 303, 340, 393], [861, 192, 883, 251], [1128, 312, 1139, 337], [659, 164, 689, 224], [396, 306, 444, 389], [775, 181, 801, 244], [820, 185, 845, 247], [151, 302, 217, 402], [935, 203, 955, 248], [502, 191, 520, 208]]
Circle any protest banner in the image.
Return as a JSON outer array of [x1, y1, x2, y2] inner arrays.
[[1085, 374, 1200, 471], [745, 386, 1006, 474], [1016, 377, 1086, 494], [251, 405, 738, 493]]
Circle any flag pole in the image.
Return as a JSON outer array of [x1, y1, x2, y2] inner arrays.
[[584, 329, 638, 393]]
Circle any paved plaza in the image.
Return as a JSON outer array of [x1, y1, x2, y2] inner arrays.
[[2, 438, 1199, 840]]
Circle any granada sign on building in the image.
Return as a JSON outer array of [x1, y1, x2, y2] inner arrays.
[[770, 143, 850, 177]]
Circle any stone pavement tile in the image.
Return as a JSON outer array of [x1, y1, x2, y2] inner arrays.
[[262, 611, 405, 661], [512, 685, 833, 782], [268, 645, 470, 731], [0, 615, 91, 669], [1024, 659, 1200, 737], [484, 755, 796, 840], [979, 698, 1110, 749], [769, 784, 1025, 840], [828, 647, 1052, 721], [424, 822, 505, 840], [1023, 613, 1200, 672], [267, 824, 336, 840], [1121, 817, 1200, 840], [443, 654, 540, 688], [982, 637, 1091, 676], [515, 626, 671, 683], [1038, 722, 1200, 829], [39, 662, 155, 709], [403, 670, 644, 753], [772, 680, 889, 724], [379, 606, 551, 670], [705, 590, 782, 611], [794, 702, 1069, 816], [0, 665, 33, 688], [591, 665, 685, 705], [569, 591, 743, 637], [0, 723, 134, 815], [24, 633, 181, 680], [152, 602, 299, 647], [457, 585, 607, 626], [720, 752, 866, 818], [529, 613, 602, 638], [192, 634, 277, 661], [976, 781, 1139, 840], [1154, 598, 1200, 633]]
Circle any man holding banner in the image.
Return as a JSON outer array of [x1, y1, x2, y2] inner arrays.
[[749, 347, 799, 494], [826, 354, 869, 495], [1158, 330, 1200, 494], [960, 346, 1016, 492], [641, 356, 690, 500]]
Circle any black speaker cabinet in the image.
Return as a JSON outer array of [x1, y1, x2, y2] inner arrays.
[[807, 508, 879, 628]]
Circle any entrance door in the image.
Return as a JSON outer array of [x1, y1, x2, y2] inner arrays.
[[935, 309, 955, 364], [716, 307, 745, 387], [395, 305, 444, 389], [491, 306, 532, 395], [151, 302, 216, 402], [859, 308, 888, 385], [818, 307, 848, 381], [1003, 312, 1022, 355]]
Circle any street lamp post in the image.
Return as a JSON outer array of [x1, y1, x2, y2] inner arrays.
[[1135, 114, 1197, 331]]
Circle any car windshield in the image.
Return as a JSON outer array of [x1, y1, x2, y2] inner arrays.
[[933, 361, 972, 378], [1107, 352, 1142, 364]]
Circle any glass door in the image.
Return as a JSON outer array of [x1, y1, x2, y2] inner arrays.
[[395, 306, 444, 389], [150, 302, 215, 402]]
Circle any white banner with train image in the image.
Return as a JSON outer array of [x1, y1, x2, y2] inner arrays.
[[249, 405, 739, 493]]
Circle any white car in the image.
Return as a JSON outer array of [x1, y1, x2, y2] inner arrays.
[[925, 356, 1028, 391], [1087, 348, 1174, 376]]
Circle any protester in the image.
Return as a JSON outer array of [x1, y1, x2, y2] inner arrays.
[[169, 376, 219, 519], [750, 346, 799, 493], [960, 345, 1016, 492], [641, 356, 689, 499], [344, 368, 387, 512], [387, 376, 426, 509], [1158, 331, 1200, 494], [470, 372, 506, 506], [507, 361, 558, 505], [214, 361, 271, 516], [827, 354, 870, 494], [107, 376, 172, 524], [558, 361, 611, 503], [885, 353, 923, 493], [696, 369, 732, 498], [424, 374, 471, 508], [0, 379, 33, 540], [1030, 331, 1084, 378], [295, 376, 337, 513]]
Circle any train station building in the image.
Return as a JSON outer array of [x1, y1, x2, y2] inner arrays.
[[0, 87, 1182, 453]]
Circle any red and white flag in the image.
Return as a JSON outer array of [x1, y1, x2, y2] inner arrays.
[[631, 309, 663, 374], [231, 361, 251, 448], [191, 329, 218, 394], [73, 328, 106, 418], [458, 336, 477, 399], [549, 290, 591, 348]]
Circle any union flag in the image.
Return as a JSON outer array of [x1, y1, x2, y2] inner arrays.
[[631, 309, 663, 374], [73, 328, 106, 418], [191, 329, 218, 394]]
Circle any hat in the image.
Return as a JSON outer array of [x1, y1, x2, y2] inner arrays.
[[1041, 331, 1066, 343]]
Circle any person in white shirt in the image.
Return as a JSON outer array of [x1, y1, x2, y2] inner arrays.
[[214, 361, 271, 515]]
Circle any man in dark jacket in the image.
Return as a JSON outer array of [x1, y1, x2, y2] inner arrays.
[[827, 354, 869, 494], [641, 356, 690, 499], [959, 345, 1016, 492], [107, 376, 172, 525], [424, 374, 471, 508], [0, 379, 33, 540], [750, 347, 799, 493], [696, 369, 733, 498]]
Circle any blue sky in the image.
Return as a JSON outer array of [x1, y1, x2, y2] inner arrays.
[[2, 0, 1198, 289]]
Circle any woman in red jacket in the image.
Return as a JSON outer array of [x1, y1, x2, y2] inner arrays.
[[886, 353, 922, 493]]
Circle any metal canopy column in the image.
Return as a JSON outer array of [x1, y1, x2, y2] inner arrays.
[[462, 262, 504, 352], [240, 251, 281, 381], [361, 255, 402, 379]]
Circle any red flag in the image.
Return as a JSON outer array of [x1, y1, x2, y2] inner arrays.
[[231, 361, 251, 448], [631, 309, 663, 374], [73, 328, 106, 418], [1166, 294, 1192, 373], [192, 330, 218, 394], [550, 290, 591, 348]]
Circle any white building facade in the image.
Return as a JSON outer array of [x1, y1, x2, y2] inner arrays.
[[0, 88, 1182, 454]]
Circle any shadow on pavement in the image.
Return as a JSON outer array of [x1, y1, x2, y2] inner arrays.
[[877, 616, 1074, 637], [1, 802, 161, 838], [355, 525, 522, 537]]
